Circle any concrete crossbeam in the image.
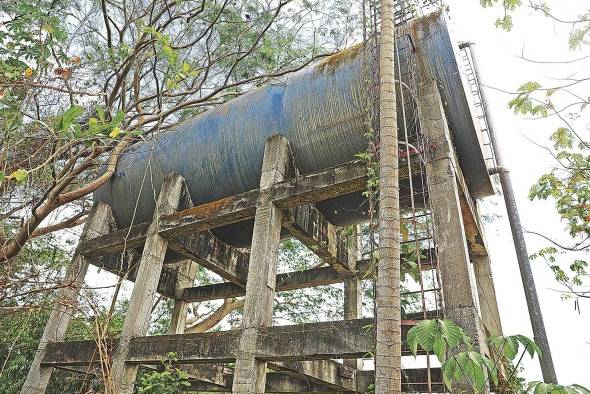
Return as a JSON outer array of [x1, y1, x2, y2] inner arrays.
[[282, 204, 352, 273], [180, 248, 436, 303], [41, 318, 419, 367], [78, 160, 368, 256], [168, 231, 249, 285]]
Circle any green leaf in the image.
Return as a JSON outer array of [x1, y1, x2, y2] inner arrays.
[[495, 15, 514, 31], [440, 319, 465, 348], [572, 384, 590, 394], [407, 319, 438, 354], [0, 170, 5, 183], [518, 81, 542, 93], [96, 106, 105, 122], [550, 128, 574, 149], [514, 334, 542, 358], [59, 105, 84, 133], [10, 169, 28, 184], [504, 0, 521, 11], [483, 357, 499, 387], [406, 325, 420, 355], [546, 88, 559, 97], [505, 335, 519, 360], [433, 337, 446, 361], [109, 127, 121, 138], [442, 358, 457, 391], [534, 382, 549, 394], [109, 110, 125, 127]]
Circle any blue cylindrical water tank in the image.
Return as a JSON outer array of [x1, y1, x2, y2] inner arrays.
[[95, 44, 373, 243], [94, 11, 494, 247]]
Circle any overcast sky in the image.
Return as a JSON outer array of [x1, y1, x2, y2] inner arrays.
[[444, 0, 590, 386]]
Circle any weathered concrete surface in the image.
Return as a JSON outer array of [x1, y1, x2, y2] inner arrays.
[[21, 203, 115, 394], [269, 360, 357, 392], [232, 135, 292, 393], [186, 372, 334, 392], [185, 369, 444, 392], [56, 358, 354, 393], [473, 253, 503, 337], [79, 160, 368, 258], [55, 360, 445, 393], [182, 265, 348, 302], [168, 231, 249, 285], [283, 203, 352, 273], [80, 222, 150, 257], [419, 79, 486, 347], [419, 78, 489, 392], [343, 226, 363, 371], [78, 158, 426, 265], [42, 318, 422, 366], [168, 260, 198, 334], [460, 188, 488, 257], [111, 174, 189, 394], [357, 368, 445, 393], [96, 250, 179, 298], [163, 159, 368, 238], [181, 248, 437, 303]]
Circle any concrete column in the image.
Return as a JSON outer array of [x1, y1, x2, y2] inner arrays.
[[419, 80, 487, 354], [343, 226, 362, 371], [111, 174, 187, 394], [231, 135, 291, 393], [21, 203, 114, 394], [168, 260, 198, 334], [473, 254, 503, 337]]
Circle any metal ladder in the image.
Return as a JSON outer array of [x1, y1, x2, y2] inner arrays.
[[460, 45, 498, 169]]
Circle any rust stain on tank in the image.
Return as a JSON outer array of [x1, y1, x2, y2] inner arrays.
[[411, 9, 441, 37], [167, 195, 241, 221], [408, 11, 442, 80], [315, 42, 364, 74]]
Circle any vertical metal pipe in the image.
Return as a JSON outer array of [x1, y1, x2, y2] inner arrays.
[[461, 42, 558, 383]]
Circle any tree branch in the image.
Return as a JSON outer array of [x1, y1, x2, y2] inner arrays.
[[184, 298, 244, 334]]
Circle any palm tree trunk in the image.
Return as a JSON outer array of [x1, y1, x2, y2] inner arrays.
[[375, 0, 401, 391]]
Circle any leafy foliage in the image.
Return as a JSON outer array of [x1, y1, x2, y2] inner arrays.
[[521, 85, 590, 301], [525, 382, 590, 394], [508, 82, 549, 116], [406, 319, 568, 393], [274, 239, 347, 324], [407, 319, 496, 392], [0, 305, 118, 393], [488, 334, 541, 361], [482, 1, 590, 303], [136, 353, 191, 394], [0, 4, 365, 388], [409, 318, 590, 393], [0, 0, 361, 264], [480, 0, 521, 31]]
